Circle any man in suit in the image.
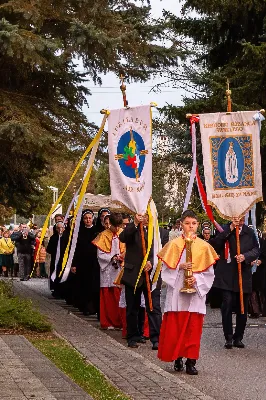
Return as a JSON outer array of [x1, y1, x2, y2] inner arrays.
[[119, 213, 165, 349], [212, 216, 259, 349]]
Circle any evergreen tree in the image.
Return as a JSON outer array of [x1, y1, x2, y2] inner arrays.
[[0, 0, 181, 215], [160, 1, 266, 208]]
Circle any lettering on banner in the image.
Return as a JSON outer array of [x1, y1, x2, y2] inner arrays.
[[112, 117, 148, 137], [123, 181, 146, 194], [203, 120, 256, 134], [212, 190, 257, 199]]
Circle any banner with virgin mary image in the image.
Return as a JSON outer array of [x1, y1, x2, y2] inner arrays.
[[199, 111, 263, 219]]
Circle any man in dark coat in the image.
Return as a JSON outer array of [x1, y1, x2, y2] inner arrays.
[[119, 213, 163, 349], [212, 216, 259, 349], [11, 224, 35, 281]]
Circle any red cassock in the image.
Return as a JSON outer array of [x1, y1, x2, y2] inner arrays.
[[100, 287, 122, 329], [158, 311, 204, 361]]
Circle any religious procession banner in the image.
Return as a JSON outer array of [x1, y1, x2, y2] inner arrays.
[[108, 105, 152, 214], [199, 111, 263, 219]]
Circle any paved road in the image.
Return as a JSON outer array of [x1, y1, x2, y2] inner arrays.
[[13, 278, 266, 400]]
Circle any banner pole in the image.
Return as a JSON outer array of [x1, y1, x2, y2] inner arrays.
[[236, 224, 245, 314], [226, 80, 244, 314], [139, 222, 153, 311]]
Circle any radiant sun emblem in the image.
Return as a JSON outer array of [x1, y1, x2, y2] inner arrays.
[[115, 127, 148, 181]]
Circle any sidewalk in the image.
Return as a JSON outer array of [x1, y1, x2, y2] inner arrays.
[[0, 335, 92, 400], [13, 280, 214, 400]]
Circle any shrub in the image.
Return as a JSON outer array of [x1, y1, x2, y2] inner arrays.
[[0, 281, 52, 332]]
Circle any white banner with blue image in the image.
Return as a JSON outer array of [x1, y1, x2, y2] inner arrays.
[[199, 111, 263, 219], [108, 105, 152, 214]]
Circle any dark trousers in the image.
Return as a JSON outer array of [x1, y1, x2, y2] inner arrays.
[[221, 290, 249, 341], [18, 253, 32, 279], [125, 284, 162, 345]]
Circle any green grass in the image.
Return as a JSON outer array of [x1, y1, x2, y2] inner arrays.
[[0, 280, 52, 332], [30, 337, 130, 400]]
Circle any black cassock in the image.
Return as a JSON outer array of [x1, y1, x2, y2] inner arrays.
[[46, 231, 68, 297], [72, 224, 99, 315]]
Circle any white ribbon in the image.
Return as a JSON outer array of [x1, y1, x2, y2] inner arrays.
[[183, 122, 197, 212], [51, 187, 81, 282], [60, 137, 101, 283]]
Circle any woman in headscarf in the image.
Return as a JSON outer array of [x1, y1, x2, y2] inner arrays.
[[71, 209, 100, 315], [95, 208, 111, 234], [46, 221, 68, 298]]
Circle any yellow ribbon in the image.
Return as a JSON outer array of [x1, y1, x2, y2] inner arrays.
[[134, 202, 153, 292], [30, 113, 108, 278]]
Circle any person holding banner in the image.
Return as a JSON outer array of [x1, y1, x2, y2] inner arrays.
[[157, 210, 218, 375], [92, 213, 124, 330], [212, 216, 259, 349], [119, 213, 162, 350]]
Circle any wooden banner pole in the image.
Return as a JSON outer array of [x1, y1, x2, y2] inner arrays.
[[236, 224, 245, 314], [139, 222, 153, 312]]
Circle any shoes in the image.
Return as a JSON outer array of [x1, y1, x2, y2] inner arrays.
[[224, 339, 233, 349], [185, 359, 198, 375], [20, 278, 25, 281], [136, 337, 146, 344], [233, 339, 245, 348], [128, 341, 139, 348], [152, 342, 158, 350], [249, 313, 259, 319], [174, 358, 184, 372]]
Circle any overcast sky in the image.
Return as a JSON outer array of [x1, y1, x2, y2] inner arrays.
[[82, 0, 183, 125]]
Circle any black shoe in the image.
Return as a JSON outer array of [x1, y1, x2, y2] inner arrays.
[[249, 313, 259, 319], [174, 358, 184, 372], [128, 341, 139, 348], [136, 337, 146, 344], [185, 359, 198, 375], [224, 339, 233, 349], [20, 278, 25, 281], [152, 342, 158, 350], [233, 339, 245, 348]]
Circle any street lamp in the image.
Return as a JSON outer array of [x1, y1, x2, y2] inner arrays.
[[47, 186, 59, 204]]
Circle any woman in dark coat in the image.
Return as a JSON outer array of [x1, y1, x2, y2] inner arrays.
[[248, 236, 266, 317], [72, 210, 99, 315], [46, 221, 68, 298]]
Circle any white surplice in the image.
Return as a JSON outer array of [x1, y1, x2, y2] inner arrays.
[[97, 236, 122, 288], [162, 250, 215, 315]]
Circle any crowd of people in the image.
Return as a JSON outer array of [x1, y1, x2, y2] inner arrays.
[[0, 223, 48, 280], [0, 209, 265, 375]]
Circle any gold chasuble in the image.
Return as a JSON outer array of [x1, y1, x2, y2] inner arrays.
[[92, 228, 126, 254], [158, 236, 218, 273]]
